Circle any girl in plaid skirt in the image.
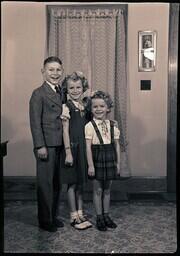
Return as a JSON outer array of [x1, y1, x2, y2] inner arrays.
[[85, 91, 121, 231]]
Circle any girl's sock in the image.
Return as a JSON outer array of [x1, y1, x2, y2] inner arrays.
[[77, 209, 83, 217], [70, 211, 79, 223]]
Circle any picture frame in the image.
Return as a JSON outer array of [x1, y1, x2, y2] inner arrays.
[[138, 30, 157, 72]]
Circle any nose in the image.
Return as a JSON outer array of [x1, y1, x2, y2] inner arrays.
[[53, 69, 60, 75], [73, 88, 78, 93]]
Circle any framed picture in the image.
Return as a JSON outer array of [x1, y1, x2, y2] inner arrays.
[[138, 31, 157, 72]]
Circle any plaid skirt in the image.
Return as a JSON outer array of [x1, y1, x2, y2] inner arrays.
[[91, 143, 117, 181]]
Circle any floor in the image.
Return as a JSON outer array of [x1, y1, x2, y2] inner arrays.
[[4, 200, 177, 254]]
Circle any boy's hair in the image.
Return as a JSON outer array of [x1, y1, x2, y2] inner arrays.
[[61, 71, 89, 94], [43, 56, 62, 67], [85, 90, 114, 113]]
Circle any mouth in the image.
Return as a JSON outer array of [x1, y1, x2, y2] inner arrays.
[[95, 112, 104, 114], [71, 94, 81, 97], [51, 77, 60, 80]]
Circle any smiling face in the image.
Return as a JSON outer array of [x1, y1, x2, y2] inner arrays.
[[67, 79, 83, 101], [42, 61, 63, 85], [91, 98, 109, 120]]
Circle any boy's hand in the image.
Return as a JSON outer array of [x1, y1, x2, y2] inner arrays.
[[37, 147, 48, 159], [65, 152, 73, 166], [88, 166, 95, 176]]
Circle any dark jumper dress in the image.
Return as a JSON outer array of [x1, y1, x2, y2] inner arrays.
[[60, 99, 88, 185], [90, 119, 118, 181]]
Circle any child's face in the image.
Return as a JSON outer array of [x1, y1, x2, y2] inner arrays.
[[91, 98, 109, 120], [67, 79, 83, 101], [42, 62, 63, 85]]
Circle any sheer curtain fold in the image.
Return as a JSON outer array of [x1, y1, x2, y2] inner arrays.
[[47, 7, 130, 177]]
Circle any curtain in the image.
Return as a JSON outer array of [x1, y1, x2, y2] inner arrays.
[[47, 7, 130, 177]]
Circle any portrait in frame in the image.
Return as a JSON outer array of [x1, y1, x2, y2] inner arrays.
[[138, 30, 157, 72]]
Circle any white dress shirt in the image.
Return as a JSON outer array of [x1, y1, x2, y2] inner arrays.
[[46, 80, 58, 92]]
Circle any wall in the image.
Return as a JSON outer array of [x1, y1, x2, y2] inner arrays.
[[128, 3, 169, 176], [1, 2, 46, 175], [1, 3, 169, 177]]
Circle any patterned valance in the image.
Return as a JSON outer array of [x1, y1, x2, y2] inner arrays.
[[50, 8, 123, 19]]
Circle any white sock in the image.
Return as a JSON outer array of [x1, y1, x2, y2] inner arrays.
[[70, 211, 78, 222], [77, 209, 83, 217]]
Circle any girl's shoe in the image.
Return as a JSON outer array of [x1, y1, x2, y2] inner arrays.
[[70, 218, 89, 230], [96, 217, 107, 231], [103, 215, 117, 229], [78, 215, 93, 228]]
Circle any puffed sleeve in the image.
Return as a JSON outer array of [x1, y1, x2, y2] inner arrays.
[[114, 126, 120, 139], [60, 104, 70, 120], [85, 122, 94, 140]]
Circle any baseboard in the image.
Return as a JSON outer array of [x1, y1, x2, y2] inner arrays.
[[3, 176, 172, 201]]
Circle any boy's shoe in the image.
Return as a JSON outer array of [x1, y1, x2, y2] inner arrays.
[[78, 215, 93, 228], [103, 215, 117, 229], [53, 218, 64, 228], [70, 218, 89, 230], [39, 223, 57, 232], [96, 217, 107, 231]]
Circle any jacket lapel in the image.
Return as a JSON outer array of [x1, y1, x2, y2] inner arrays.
[[42, 82, 62, 106]]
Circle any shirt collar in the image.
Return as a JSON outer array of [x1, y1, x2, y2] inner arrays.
[[46, 81, 59, 92], [93, 118, 108, 125]]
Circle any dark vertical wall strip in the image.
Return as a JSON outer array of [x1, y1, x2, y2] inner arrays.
[[167, 3, 179, 193]]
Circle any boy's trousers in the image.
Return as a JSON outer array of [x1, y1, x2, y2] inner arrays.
[[35, 146, 63, 225]]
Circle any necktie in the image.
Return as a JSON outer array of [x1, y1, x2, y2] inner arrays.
[[55, 86, 61, 95], [99, 121, 108, 136]]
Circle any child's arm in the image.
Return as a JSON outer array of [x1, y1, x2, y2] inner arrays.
[[62, 119, 73, 165], [115, 139, 121, 176], [86, 139, 95, 176]]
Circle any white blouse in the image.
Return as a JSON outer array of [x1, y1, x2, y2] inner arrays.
[[60, 101, 84, 120], [85, 118, 120, 145]]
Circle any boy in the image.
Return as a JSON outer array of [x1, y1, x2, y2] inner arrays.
[[29, 56, 64, 232]]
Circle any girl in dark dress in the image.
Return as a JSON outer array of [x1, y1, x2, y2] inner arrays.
[[60, 72, 92, 230], [85, 91, 121, 231]]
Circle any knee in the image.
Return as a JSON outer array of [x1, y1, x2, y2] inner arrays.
[[67, 184, 76, 192], [103, 189, 110, 196], [94, 187, 103, 197]]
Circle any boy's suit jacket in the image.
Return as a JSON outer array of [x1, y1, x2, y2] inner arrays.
[[29, 82, 63, 148]]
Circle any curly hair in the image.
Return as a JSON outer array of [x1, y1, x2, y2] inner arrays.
[[84, 90, 114, 114], [61, 71, 89, 95]]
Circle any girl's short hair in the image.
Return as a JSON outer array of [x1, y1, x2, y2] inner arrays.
[[84, 90, 114, 113], [61, 71, 89, 94]]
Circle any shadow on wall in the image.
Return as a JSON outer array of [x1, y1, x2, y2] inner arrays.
[[129, 114, 167, 176], [1, 116, 36, 176]]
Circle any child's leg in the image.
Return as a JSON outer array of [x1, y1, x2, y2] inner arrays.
[[75, 185, 83, 211], [103, 180, 117, 229], [93, 179, 107, 231], [67, 184, 77, 214], [75, 185, 92, 228], [67, 184, 88, 230], [93, 179, 103, 215], [103, 180, 112, 214]]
